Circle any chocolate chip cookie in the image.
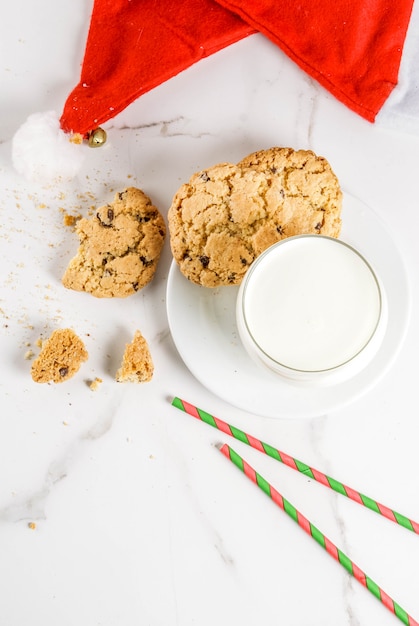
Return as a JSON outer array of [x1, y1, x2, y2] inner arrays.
[[238, 147, 342, 238], [62, 187, 166, 298]]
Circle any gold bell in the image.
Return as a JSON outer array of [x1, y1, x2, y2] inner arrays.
[[87, 127, 107, 147]]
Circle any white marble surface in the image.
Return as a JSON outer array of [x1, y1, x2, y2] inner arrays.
[[1, 2, 419, 625]]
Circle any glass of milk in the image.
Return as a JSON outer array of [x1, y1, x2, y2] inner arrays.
[[236, 235, 387, 385]]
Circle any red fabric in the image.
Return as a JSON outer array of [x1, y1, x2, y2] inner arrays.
[[216, 0, 414, 122], [60, 0, 255, 135], [60, 0, 414, 135]]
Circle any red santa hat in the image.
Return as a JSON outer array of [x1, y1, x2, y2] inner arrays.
[[12, 0, 414, 181], [60, 0, 255, 137]]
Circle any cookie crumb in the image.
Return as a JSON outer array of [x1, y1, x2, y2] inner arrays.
[[116, 330, 153, 383], [88, 377, 103, 391], [63, 212, 82, 227], [70, 133, 83, 145], [24, 349, 34, 360], [28, 522, 36, 530]]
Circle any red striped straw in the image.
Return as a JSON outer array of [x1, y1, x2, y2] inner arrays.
[[172, 397, 419, 534], [219, 443, 419, 626]]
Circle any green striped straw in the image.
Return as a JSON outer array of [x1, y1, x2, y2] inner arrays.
[[219, 443, 418, 626], [172, 397, 419, 534]]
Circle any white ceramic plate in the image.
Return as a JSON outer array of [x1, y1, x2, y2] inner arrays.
[[166, 194, 410, 418]]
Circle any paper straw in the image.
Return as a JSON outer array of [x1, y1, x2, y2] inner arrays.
[[219, 443, 419, 626], [172, 397, 419, 534]]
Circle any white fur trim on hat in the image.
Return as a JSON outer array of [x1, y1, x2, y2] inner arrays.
[[12, 110, 86, 183]]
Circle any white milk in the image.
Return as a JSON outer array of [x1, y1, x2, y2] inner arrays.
[[237, 236, 386, 383]]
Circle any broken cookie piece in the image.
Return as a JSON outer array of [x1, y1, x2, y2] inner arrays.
[[62, 187, 166, 298], [31, 328, 88, 383], [116, 330, 154, 383]]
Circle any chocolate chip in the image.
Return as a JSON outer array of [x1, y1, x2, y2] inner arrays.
[[240, 258, 248, 265], [199, 255, 210, 268], [59, 367, 68, 378], [199, 172, 210, 182], [140, 256, 153, 267], [97, 206, 114, 227], [277, 225, 285, 235], [315, 222, 322, 231]]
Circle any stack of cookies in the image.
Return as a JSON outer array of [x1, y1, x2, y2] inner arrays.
[[168, 147, 342, 287]]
